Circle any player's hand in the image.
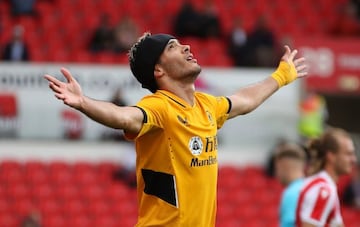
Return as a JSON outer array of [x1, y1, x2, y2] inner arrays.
[[271, 45, 308, 87], [44, 68, 84, 109], [281, 45, 307, 78]]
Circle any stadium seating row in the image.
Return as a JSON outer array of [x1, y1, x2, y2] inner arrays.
[[0, 0, 348, 65], [0, 160, 358, 227]]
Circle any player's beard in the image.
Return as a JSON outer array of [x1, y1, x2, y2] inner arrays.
[[186, 65, 202, 81]]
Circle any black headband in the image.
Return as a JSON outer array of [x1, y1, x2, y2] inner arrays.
[[130, 34, 175, 93]]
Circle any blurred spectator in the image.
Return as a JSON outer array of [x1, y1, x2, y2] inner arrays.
[[111, 87, 127, 107], [10, 0, 37, 17], [88, 14, 113, 53], [227, 17, 249, 66], [21, 210, 42, 227], [331, 2, 360, 37], [297, 127, 356, 226], [113, 144, 137, 188], [352, 0, 360, 20], [274, 142, 306, 227], [174, 0, 221, 39], [298, 92, 328, 145], [173, 1, 202, 37], [265, 137, 289, 178], [342, 163, 360, 209], [247, 15, 276, 67], [197, 0, 222, 38], [113, 15, 139, 54], [2, 25, 30, 61]]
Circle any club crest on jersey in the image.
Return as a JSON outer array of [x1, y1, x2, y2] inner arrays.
[[177, 115, 188, 125], [206, 110, 214, 126], [188, 136, 203, 156]]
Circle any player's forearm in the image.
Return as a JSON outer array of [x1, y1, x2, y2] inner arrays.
[[228, 77, 278, 117], [77, 96, 132, 130]]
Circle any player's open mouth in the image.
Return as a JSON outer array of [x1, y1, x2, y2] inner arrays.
[[187, 55, 197, 63]]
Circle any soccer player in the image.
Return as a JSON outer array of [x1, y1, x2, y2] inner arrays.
[[296, 127, 357, 227], [44, 32, 307, 226], [274, 142, 307, 227]]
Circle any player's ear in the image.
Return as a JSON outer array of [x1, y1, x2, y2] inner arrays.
[[154, 63, 164, 78], [327, 150, 336, 164]]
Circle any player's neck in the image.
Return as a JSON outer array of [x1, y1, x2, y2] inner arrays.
[[287, 171, 304, 185], [162, 82, 196, 106], [324, 167, 339, 183]]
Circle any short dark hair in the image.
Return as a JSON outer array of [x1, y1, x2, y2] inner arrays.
[[128, 32, 175, 93]]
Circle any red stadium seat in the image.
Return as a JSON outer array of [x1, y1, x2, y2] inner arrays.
[[216, 202, 235, 221], [49, 169, 74, 185], [105, 183, 130, 201], [31, 183, 54, 201], [97, 162, 117, 174], [80, 185, 104, 201], [24, 161, 47, 172], [73, 161, 96, 174], [43, 214, 66, 227], [24, 161, 48, 185], [0, 168, 23, 184], [121, 216, 138, 227], [73, 170, 99, 186], [0, 191, 8, 212], [111, 199, 138, 218], [25, 169, 48, 185], [216, 219, 242, 227], [88, 199, 111, 217], [70, 51, 94, 63], [62, 199, 87, 217], [94, 215, 117, 227], [54, 184, 80, 201], [13, 198, 36, 216], [0, 212, 18, 227], [7, 183, 30, 201], [38, 199, 62, 216], [49, 161, 71, 174], [68, 215, 93, 227]]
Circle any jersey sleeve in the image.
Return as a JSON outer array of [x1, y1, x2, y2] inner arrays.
[[124, 95, 166, 140], [299, 182, 337, 226], [212, 96, 231, 129]]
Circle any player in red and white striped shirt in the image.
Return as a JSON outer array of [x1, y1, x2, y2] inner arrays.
[[296, 127, 357, 227]]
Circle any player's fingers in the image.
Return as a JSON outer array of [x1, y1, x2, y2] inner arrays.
[[60, 67, 74, 83], [294, 57, 306, 66], [297, 71, 308, 78], [281, 45, 291, 61], [289, 49, 298, 62], [54, 93, 65, 100], [296, 64, 307, 72], [49, 82, 62, 93], [44, 74, 62, 86], [284, 45, 291, 54]]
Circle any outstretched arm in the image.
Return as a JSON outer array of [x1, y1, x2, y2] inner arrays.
[[227, 45, 307, 119], [44, 68, 144, 134]]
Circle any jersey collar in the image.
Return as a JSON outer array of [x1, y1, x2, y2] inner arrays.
[[157, 90, 195, 109]]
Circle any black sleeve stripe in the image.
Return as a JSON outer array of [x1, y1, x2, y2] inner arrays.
[[225, 97, 232, 114], [133, 106, 147, 123], [142, 168, 178, 207]]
